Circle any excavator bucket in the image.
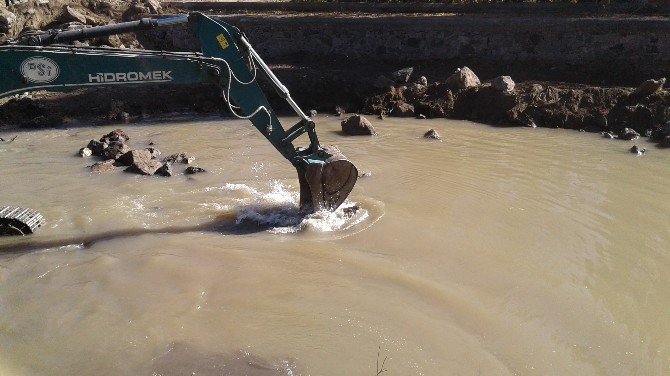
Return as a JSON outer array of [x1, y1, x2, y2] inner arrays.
[[298, 145, 358, 212]]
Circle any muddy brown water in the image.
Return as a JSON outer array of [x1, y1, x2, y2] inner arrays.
[[0, 117, 669, 375]]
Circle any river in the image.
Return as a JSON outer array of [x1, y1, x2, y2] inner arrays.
[[0, 117, 668, 375]]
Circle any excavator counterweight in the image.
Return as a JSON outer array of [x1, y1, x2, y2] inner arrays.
[[0, 12, 358, 235]]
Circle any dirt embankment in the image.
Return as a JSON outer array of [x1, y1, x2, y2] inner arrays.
[[362, 70, 670, 146], [1, 0, 669, 147]]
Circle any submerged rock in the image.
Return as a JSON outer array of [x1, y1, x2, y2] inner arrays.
[[341, 115, 377, 136], [184, 166, 206, 175], [619, 128, 641, 141], [88, 159, 117, 173], [632, 78, 665, 97], [162, 152, 193, 164], [492, 76, 515, 93], [630, 145, 646, 155], [447, 66, 480, 90], [423, 129, 441, 140]]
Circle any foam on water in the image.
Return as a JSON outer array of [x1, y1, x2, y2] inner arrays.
[[221, 180, 368, 234]]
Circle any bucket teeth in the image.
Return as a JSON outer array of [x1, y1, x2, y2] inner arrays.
[[0, 206, 45, 236]]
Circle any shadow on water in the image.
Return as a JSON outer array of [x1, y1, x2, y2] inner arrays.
[[0, 209, 295, 255]]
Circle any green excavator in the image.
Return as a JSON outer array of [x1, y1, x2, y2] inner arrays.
[[0, 12, 358, 236]]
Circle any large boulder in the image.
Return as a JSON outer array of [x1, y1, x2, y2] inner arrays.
[[117, 149, 151, 167], [492, 76, 515, 93], [125, 159, 163, 175], [447, 66, 481, 90], [632, 78, 665, 97], [341, 115, 377, 136]]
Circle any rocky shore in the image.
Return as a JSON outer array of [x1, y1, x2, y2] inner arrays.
[[1, 1, 669, 148], [361, 67, 670, 146]]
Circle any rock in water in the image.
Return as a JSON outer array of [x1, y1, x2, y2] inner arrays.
[[184, 166, 206, 175], [117, 149, 152, 167], [492, 76, 515, 93], [341, 115, 377, 136], [632, 78, 666, 97], [102, 141, 130, 160], [100, 128, 130, 143], [619, 128, 641, 140], [87, 139, 108, 156], [447, 66, 481, 90], [391, 67, 414, 84], [125, 160, 163, 175], [89, 159, 117, 173], [630, 145, 646, 155], [156, 162, 173, 177], [79, 147, 92, 157], [162, 152, 193, 164], [423, 129, 441, 140]]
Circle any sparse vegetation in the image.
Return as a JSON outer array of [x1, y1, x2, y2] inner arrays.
[[376, 347, 388, 375]]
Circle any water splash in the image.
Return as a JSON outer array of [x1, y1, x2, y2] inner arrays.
[[222, 180, 368, 234]]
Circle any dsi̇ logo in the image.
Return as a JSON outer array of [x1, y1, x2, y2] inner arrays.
[[20, 57, 60, 84]]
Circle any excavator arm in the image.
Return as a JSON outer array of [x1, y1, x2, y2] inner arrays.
[[0, 12, 358, 217]]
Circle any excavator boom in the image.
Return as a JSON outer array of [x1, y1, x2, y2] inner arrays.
[[0, 12, 358, 221]]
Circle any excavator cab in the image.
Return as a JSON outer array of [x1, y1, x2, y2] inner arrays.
[[0, 12, 358, 226]]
